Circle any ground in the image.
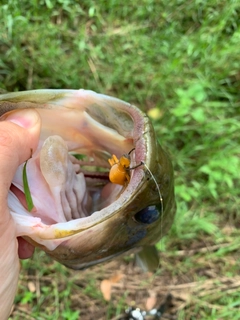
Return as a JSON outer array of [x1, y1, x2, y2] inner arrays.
[[11, 222, 240, 320]]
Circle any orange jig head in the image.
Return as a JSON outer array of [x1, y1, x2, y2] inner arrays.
[[108, 153, 131, 186], [108, 148, 143, 186]]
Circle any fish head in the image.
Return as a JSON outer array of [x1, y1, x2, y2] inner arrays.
[[0, 89, 175, 269]]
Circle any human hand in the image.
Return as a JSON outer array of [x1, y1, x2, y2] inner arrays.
[[0, 109, 41, 319]]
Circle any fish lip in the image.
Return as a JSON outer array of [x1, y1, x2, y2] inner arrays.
[[58, 249, 127, 270]]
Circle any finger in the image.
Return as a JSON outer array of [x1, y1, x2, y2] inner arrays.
[[0, 109, 41, 318], [17, 237, 35, 259]]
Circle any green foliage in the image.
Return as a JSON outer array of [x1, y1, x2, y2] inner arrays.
[[1, 1, 240, 319]]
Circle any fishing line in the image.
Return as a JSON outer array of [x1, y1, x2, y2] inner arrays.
[[140, 161, 164, 279], [140, 161, 163, 215]]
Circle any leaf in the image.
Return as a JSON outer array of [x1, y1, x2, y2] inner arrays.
[[145, 291, 157, 310], [27, 281, 36, 293], [192, 107, 206, 123], [100, 273, 124, 301], [100, 280, 112, 301], [109, 273, 124, 283], [147, 107, 163, 120], [188, 83, 207, 102]]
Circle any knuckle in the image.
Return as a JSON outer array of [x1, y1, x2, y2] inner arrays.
[[0, 127, 14, 148], [0, 125, 21, 159]]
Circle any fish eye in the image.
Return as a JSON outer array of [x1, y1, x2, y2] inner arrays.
[[134, 205, 161, 224]]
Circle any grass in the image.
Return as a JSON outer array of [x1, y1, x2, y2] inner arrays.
[[0, 0, 240, 319]]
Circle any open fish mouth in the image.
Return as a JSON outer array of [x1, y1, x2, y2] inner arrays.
[[0, 89, 175, 269]]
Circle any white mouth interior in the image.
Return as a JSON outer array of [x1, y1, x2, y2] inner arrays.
[[9, 109, 136, 226]]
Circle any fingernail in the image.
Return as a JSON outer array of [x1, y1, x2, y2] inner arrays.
[[1, 109, 39, 129]]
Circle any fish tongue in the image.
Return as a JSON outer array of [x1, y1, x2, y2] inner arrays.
[[39, 135, 91, 221]]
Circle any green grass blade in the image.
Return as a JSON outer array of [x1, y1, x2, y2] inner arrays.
[[23, 160, 34, 212]]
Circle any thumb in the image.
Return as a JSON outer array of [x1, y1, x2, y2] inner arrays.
[[0, 109, 41, 218], [0, 109, 41, 319]]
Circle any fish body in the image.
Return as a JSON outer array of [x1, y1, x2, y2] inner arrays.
[[0, 89, 175, 269]]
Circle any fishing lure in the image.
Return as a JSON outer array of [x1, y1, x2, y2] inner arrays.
[[108, 148, 143, 186], [23, 159, 34, 212], [22, 150, 35, 212]]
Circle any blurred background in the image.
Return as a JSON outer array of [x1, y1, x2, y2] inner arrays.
[[1, 1, 240, 319]]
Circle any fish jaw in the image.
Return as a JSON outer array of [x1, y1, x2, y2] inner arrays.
[[0, 89, 176, 269]]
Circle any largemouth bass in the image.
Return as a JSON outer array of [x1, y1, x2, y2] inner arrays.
[[0, 89, 175, 270]]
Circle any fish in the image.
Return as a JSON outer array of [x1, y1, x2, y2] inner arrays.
[[0, 89, 176, 270]]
